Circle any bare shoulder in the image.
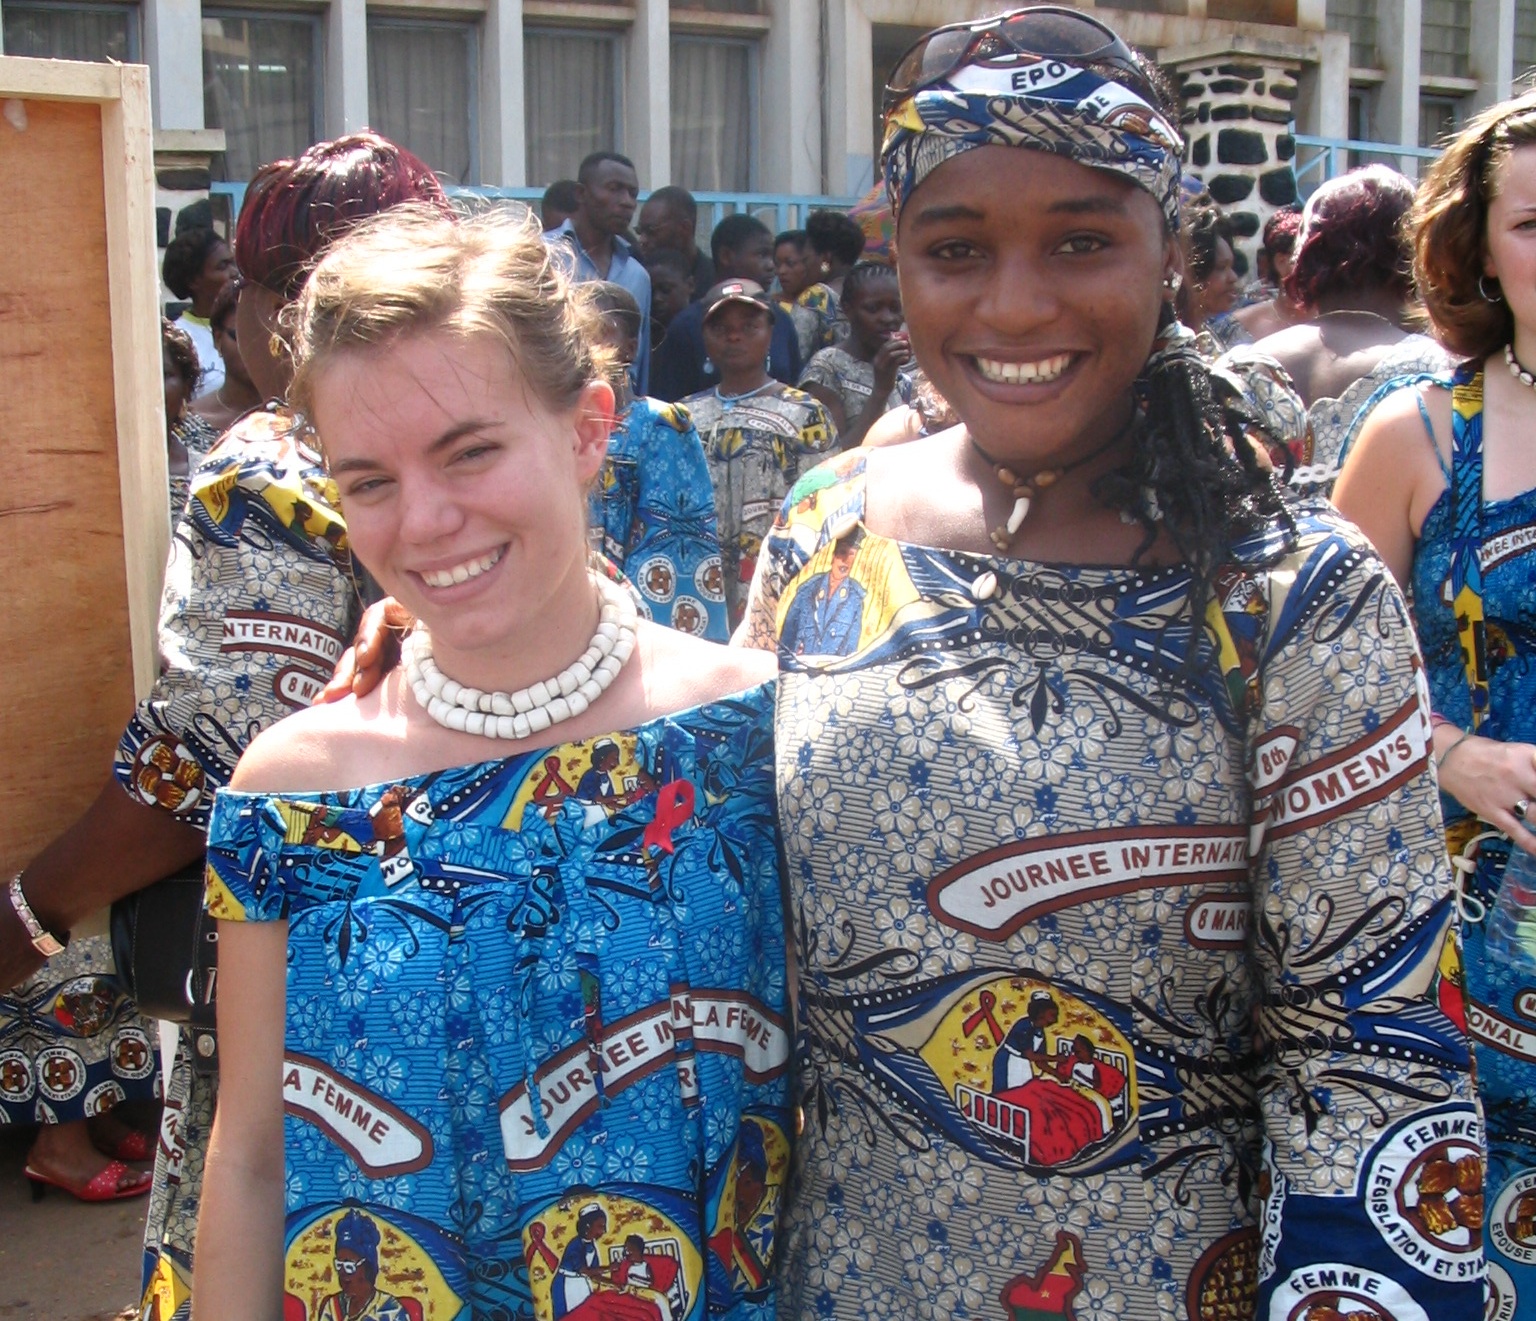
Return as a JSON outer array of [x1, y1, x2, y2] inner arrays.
[[640, 623, 775, 711], [1348, 381, 1451, 469], [230, 685, 403, 794]]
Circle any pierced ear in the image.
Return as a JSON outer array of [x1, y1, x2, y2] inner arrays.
[[572, 378, 616, 482]]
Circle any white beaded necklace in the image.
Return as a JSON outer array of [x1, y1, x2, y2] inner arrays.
[[404, 573, 638, 740], [1506, 343, 1536, 392]]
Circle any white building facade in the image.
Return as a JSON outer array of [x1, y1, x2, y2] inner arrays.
[[1, 0, 1532, 194]]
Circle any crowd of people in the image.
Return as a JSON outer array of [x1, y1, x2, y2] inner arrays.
[[9, 5, 1536, 1320]]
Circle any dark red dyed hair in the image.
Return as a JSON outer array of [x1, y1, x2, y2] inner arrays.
[[1261, 206, 1302, 258], [236, 132, 451, 301], [1284, 165, 1414, 309]]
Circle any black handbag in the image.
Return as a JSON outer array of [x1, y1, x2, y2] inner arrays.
[[110, 863, 219, 1071]]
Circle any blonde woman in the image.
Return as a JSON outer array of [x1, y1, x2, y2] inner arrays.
[[193, 210, 788, 1321]]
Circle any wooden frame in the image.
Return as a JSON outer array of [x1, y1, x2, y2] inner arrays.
[[0, 55, 166, 878]]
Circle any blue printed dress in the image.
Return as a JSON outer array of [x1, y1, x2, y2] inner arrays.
[[745, 453, 1483, 1321], [589, 397, 729, 642], [1413, 366, 1536, 1320], [204, 684, 788, 1321]]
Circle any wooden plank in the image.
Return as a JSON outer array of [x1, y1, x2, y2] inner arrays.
[[0, 54, 122, 103], [101, 63, 169, 696], [0, 60, 167, 880]]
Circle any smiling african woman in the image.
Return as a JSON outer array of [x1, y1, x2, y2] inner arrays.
[[739, 7, 1484, 1319]]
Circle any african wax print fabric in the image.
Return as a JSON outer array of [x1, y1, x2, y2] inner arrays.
[[1412, 366, 1536, 1320], [745, 452, 1483, 1321], [118, 405, 360, 1321], [0, 934, 161, 1125], [203, 683, 790, 1321], [685, 384, 835, 629], [1211, 345, 1311, 471], [1295, 336, 1453, 498], [798, 347, 902, 433], [791, 286, 841, 362], [590, 396, 729, 642], [171, 412, 220, 519], [880, 59, 1183, 227]]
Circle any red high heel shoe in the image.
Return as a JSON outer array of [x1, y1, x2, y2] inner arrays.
[[24, 1159, 152, 1203], [101, 1127, 154, 1162]]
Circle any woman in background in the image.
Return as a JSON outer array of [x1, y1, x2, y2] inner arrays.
[[162, 227, 236, 398], [1177, 192, 1242, 350], [774, 229, 815, 310], [792, 210, 867, 359], [163, 318, 218, 516], [189, 280, 262, 435], [1334, 90, 1536, 1321], [1255, 165, 1450, 481], [1228, 206, 1304, 343], [798, 261, 911, 447]]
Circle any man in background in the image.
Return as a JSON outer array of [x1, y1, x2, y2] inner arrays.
[[544, 153, 652, 392], [541, 179, 579, 232], [636, 185, 714, 294]]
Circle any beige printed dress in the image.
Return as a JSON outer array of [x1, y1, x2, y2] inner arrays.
[[743, 452, 1483, 1321]]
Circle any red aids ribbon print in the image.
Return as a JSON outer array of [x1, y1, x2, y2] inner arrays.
[[643, 779, 696, 855], [962, 990, 1003, 1045]]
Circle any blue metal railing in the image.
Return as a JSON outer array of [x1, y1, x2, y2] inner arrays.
[[1292, 134, 1442, 191], [211, 182, 858, 234]]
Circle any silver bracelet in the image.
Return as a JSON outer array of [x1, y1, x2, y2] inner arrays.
[[8, 872, 65, 958], [1436, 730, 1473, 773]]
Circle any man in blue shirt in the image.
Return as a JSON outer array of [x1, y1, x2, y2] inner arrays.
[[650, 214, 802, 402], [544, 151, 652, 393]]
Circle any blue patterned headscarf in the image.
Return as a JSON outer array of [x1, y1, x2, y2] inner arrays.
[[881, 55, 1184, 229], [335, 1208, 381, 1273]]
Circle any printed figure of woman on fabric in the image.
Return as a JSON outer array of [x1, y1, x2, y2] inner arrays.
[[742, 9, 1483, 1319], [683, 280, 836, 629], [193, 209, 788, 1321], [1335, 90, 1536, 1321], [584, 282, 729, 642], [798, 261, 911, 450]]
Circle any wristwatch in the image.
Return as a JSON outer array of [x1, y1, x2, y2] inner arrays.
[[8, 872, 65, 958]]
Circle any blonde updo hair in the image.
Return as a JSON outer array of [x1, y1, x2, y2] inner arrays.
[[288, 205, 614, 421]]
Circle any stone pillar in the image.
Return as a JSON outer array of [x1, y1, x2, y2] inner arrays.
[[481, 0, 525, 186], [1169, 53, 1302, 278]]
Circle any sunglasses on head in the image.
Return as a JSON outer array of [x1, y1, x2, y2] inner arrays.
[[883, 5, 1144, 118]]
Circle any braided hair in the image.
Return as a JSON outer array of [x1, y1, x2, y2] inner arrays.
[[1088, 54, 1296, 654], [1095, 306, 1294, 593], [841, 259, 898, 306]]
